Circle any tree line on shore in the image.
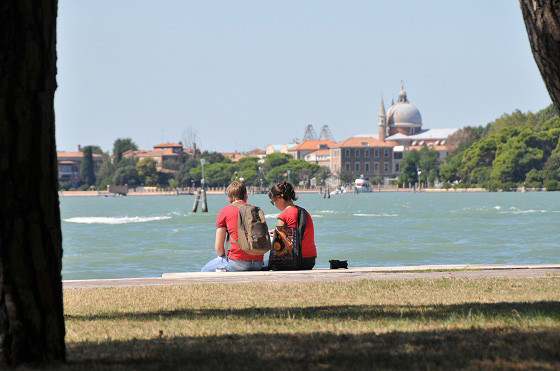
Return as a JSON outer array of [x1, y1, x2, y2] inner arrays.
[[397, 104, 560, 191], [62, 140, 330, 191]]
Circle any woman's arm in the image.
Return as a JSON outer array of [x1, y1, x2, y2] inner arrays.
[[277, 218, 285, 226], [215, 227, 227, 257]]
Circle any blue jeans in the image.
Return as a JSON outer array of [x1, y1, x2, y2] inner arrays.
[[201, 256, 264, 272]]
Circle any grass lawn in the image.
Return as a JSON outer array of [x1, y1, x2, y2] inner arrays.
[[63, 278, 560, 369]]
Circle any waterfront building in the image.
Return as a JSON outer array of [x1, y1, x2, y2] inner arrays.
[[304, 149, 331, 168], [122, 142, 189, 171], [393, 128, 458, 161], [57, 146, 103, 187], [349, 84, 458, 178], [378, 84, 458, 164], [287, 140, 337, 160], [330, 137, 399, 183]]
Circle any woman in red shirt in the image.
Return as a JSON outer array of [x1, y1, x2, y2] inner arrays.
[[269, 181, 317, 270]]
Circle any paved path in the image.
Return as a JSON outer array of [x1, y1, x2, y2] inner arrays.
[[63, 264, 560, 289]]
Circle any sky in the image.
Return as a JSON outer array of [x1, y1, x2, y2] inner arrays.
[[55, 0, 552, 153]]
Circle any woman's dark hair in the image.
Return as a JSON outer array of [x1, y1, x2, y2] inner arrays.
[[269, 180, 297, 201]]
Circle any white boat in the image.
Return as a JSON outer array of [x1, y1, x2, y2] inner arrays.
[[330, 186, 346, 195], [354, 177, 372, 193]]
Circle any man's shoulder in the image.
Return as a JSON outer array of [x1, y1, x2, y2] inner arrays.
[[219, 204, 237, 213], [217, 204, 236, 218], [234, 202, 264, 210]]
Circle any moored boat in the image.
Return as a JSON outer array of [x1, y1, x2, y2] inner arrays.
[[354, 177, 372, 193]]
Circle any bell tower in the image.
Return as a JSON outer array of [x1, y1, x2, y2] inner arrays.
[[378, 96, 386, 141]]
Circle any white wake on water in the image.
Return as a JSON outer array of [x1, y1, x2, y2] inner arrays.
[[64, 216, 172, 224], [500, 207, 560, 214], [450, 205, 560, 214]]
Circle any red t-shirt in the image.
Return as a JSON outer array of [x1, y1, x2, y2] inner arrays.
[[216, 202, 263, 261], [277, 206, 316, 258]]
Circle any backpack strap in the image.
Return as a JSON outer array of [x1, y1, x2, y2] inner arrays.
[[296, 206, 307, 240], [296, 206, 307, 268], [225, 230, 230, 261]]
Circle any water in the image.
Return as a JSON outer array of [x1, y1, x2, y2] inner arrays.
[[60, 192, 560, 280]]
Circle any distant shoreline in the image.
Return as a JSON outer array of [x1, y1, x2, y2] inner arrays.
[[58, 187, 521, 197]]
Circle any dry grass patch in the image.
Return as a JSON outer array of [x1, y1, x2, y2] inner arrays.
[[63, 278, 560, 369]]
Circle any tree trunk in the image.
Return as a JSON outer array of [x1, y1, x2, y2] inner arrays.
[[519, 0, 560, 112], [0, 0, 65, 366]]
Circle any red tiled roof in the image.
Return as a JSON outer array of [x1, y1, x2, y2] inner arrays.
[[153, 142, 183, 148], [57, 152, 102, 158], [122, 150, 162, 157], [333, 137, 399, 148], [123, 148, 179, 157], [307, 149, 331, 156], [288, 140, 337, 151]]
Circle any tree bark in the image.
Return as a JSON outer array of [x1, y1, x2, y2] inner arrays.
[[0, 0, 65, 366], [520, 0, 560, 112]]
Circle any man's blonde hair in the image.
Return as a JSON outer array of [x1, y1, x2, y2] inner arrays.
[[227, 181, 247, 203]]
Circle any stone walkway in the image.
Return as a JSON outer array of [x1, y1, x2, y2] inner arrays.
[[63, 264, 560, 289]]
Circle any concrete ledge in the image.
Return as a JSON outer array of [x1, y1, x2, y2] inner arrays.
[[62, 264, 560, 289], [161, 264, 560, 279]]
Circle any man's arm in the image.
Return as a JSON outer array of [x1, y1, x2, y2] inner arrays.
[[215, 227, 227, 257]]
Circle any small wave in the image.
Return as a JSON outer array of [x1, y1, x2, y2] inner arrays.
[[310, 215, 323, 218], [319, 210, 337, 214], [265, 214, 279, 219], [353, 213, 398, 217], [451, 206, 503, 213], [64, 216, 172, 224], [499, 207, 560, 214]]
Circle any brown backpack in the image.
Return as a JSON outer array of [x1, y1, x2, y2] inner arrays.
[[231, 203, 271, 255]]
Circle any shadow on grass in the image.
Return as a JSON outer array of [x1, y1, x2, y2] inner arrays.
[[64, 327, 560, 370], [65, 301, 560, 322]]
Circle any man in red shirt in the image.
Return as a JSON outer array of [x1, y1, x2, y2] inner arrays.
[[201, 181, 265, 272]]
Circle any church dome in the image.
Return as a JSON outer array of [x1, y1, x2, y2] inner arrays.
[[386, 85, 422, 127], [387, 102, 422, 127]]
